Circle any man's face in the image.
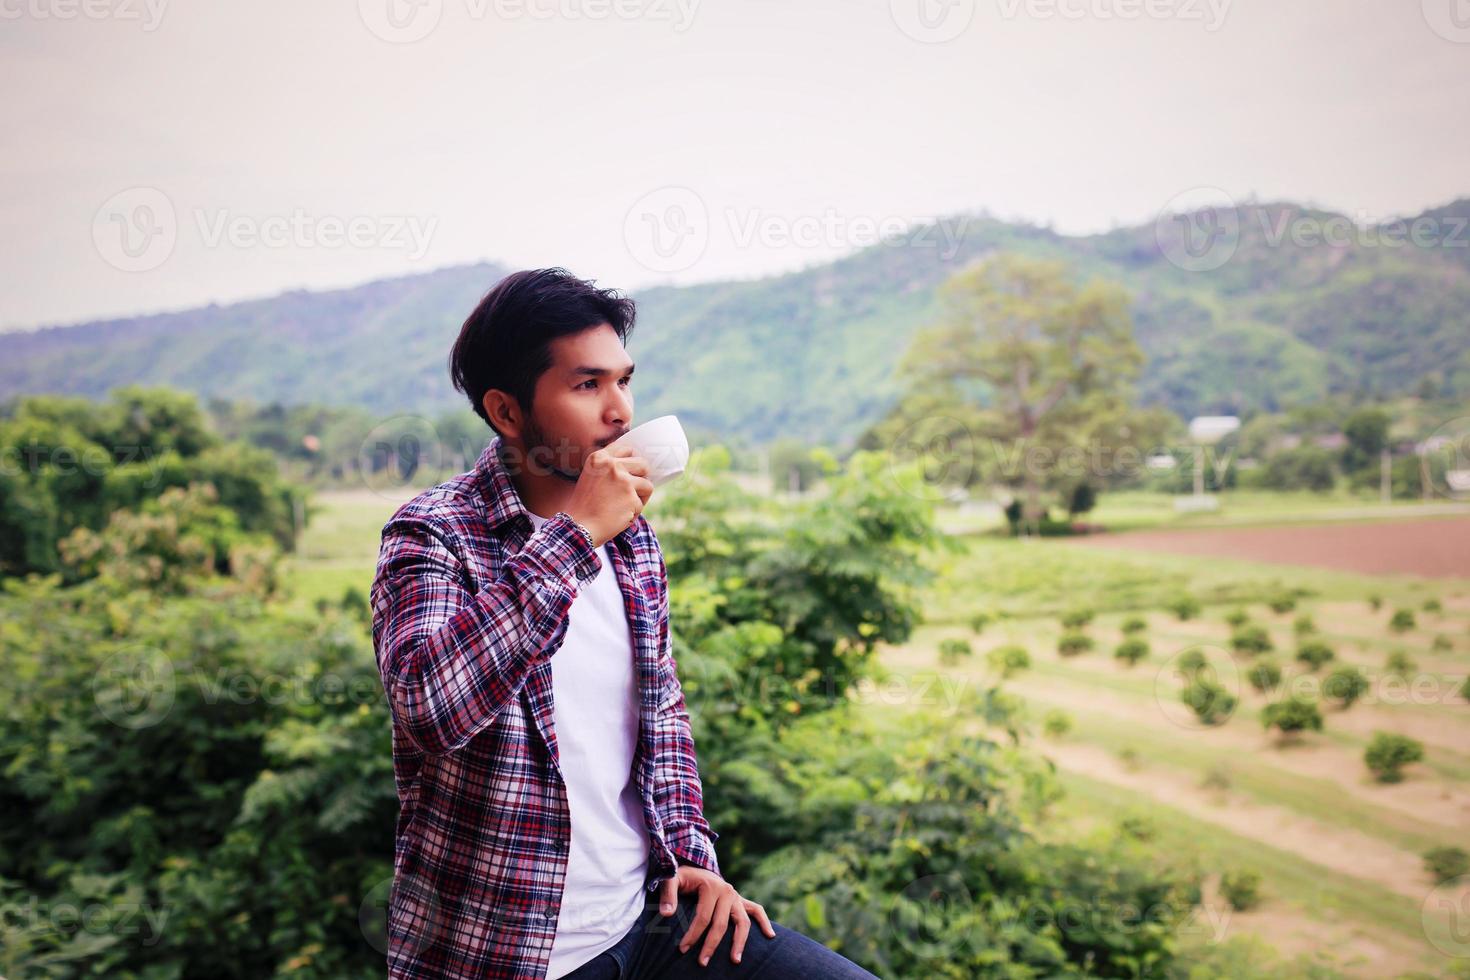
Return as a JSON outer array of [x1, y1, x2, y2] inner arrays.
[[518, 322, 635, 481]]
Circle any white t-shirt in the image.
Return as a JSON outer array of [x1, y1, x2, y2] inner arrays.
[[527, 510, 651, 979]]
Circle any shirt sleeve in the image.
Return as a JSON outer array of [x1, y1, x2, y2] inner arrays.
[[370, 509, 602, 757], [646, 535, 722, 878]]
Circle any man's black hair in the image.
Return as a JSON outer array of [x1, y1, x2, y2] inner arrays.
[[450, 268, 637, 436]]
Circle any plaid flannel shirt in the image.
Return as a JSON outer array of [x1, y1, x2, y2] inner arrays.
[[369, 435, 721, 980]]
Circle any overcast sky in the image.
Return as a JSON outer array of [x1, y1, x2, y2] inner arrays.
[[2, 0, 1467, 330]]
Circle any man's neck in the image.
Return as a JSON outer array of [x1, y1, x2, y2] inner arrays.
[[501, 440, 576, 520]]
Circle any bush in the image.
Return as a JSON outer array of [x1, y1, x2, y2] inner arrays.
[[1367, 593, 1383, 611], [1225, 608, 1251, 628], [1246, 659, 1282, 694], [1266, 592, 1297, 614], [1423, 597, 1443, 614], [1461, 676, 1470, 703], [938, 637, 974, 666], [1167, 595, 1201, 621], [1199, 763, 1232, 792], [1262, 695, 1323, 738], [1120, 615, 1147, 635], [1389, 608, 1416, 633], [1178, 649, 1208, 676], [1181, 677, 1237, 726], [1324, 666, 1370, 707], [1230, 624, 1273, 656], [1219, 869, 1263, 911], [1057, 630, 1094, 657], [1043, 709, 1073, 738], [1432, 633, 1454, 653], [1424, 846, 1470, 884], [1386, 649, 1416, 678], [1114, 638, 1149, 667], [1059, 607, 1095, 629], [1292, 614, 1316, 636], [1364, 731, 1424, 782], [968, 611, 992, 635], [1294, 639, 1336, 672], [986, 644, 1031, 679]]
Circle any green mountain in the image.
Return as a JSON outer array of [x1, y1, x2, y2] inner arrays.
[[4, 198, 1467, 449]]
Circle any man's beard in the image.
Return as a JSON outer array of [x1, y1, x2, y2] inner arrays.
[[522, 416, 581, 484]]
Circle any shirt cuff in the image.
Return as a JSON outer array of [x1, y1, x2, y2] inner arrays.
[[518, 511, 602, 586], [667, 823, 721, 879]]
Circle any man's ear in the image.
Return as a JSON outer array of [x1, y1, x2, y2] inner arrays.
[[482, 390, 521, 440]]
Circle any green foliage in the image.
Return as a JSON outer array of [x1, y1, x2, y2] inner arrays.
[[1291, 614, 1316, 636], [1042, 710, 1073, 738], [1114, 638, 1149, 667], [1246, 660, 1282, 694], [1388, 608, 1416, 633], [987, 644, 1031, 679], [0, 574, 396, 978], [1181, 678, 1236, 727], [1167, 595, 1201, 621], [1057, 630, 1094, 657], [1323, 667, 1369, 708], [968, 611, 993, 635], [0, 388, 305, 582], [1230, 625, 1273, 656], [1266, 592, 1297, 614], [1431, 633, 1453, 653], [1120, 616, 1147, 635], [1385, 649, 1416, 678], [1294, 639, 1336, 673], [1177, 650, 1208, 676], [1224, 607, 1250, 628], [1422, 597, 1442, 614], [1367, 593, 1383, 611], [1261, 696, 1323, 738], [1261, 446, 1337, 493], [938, 638, 974, 666], [1059, 608, 1095, 630], [1423, 846, 1470, 885], [1363, 732, 1424, 783], [1219, 869, 1263, 912]]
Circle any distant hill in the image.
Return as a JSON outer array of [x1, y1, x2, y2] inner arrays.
[[4, 197, 1467, 449]]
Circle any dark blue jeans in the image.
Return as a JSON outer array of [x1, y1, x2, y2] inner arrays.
[[558, 888, 879, 979]]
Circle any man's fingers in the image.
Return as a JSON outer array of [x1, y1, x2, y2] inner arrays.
[[619, 455, 650, 477], [678, 884, 717, 954], [659, 875, 678, 915], [697, 889, 735, 965], [745, 900, 775, 939], [728, 905, 751, 964]]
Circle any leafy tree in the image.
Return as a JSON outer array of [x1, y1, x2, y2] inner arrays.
[[1057, 631, 1094, 657], [1364, 732, 1424, 782], [1323, 666, 1370, 707], [894, 253, 1145, 525], [1114, 638, 1149, 667], [1181, 677, 1237, 726], [1167, 595, 1201, 621], [1230, 625, 1273, 656], [1261, 696, 1323, 739], [1424, 846, 1470, 885], [1246, 660, 1282, 694], [1341, 407, 1390, 473], [987, 644, 1031, 679], [1294, 639, 1335, 672], [1219, 869, 1262, 912]]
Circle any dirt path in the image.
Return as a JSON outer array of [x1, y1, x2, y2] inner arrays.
[[1065, 516, 1470, 579]]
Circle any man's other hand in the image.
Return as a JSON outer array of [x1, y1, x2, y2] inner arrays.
[[657, 865, 776, 966]]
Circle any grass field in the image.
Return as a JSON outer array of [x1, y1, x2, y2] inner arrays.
[[289, 485, 1470, 978], [886, 515, 1470, 978]]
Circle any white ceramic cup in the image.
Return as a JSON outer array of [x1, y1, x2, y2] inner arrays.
[[606, 414, 689, 487]]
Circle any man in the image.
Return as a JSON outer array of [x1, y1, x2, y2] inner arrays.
[[370, 268, 878, 979]]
